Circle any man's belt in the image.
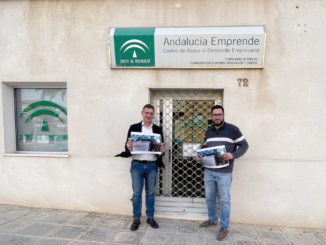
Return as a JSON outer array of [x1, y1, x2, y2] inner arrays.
[[134, 160, 156, 164]]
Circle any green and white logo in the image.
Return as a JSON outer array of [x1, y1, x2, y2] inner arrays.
[[18, 100, 68, 144], [19, 101, 67, 132], [114, 28, 155, 67]]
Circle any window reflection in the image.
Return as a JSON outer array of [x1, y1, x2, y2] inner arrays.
[[15, 88, 68, 152]]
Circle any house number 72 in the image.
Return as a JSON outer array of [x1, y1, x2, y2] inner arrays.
[[237, 78, 249, 87]]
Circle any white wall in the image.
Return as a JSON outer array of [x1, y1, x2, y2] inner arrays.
[[0, 0, 325, 228]]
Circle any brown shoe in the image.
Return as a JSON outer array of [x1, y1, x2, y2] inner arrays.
[[217, 227, 229, 241], [199, 220, 217, 227]]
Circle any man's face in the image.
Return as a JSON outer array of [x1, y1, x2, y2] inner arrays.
[[212, 108, 224, 127], [141, 107, 154, 124]]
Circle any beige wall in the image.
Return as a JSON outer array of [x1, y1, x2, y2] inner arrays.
[[0, 0, 326, 228]]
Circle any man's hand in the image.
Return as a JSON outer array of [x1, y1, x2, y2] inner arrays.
[[195, 154, 201, 162], [127, 138, 132, 151], [160, 143, 165, 153], [222, 152, 234, 161]]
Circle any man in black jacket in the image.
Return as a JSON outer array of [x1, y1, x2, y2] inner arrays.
[[125, 104, 165, 231]]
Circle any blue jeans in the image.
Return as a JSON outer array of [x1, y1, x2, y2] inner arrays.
[[204, 169, 232, 229], [130, 160, 158, 219]]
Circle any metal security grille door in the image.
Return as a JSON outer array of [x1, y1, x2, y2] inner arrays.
[[150, 89, 223, 217]]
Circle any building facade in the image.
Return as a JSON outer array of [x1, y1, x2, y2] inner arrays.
[[0, 0, 326, 228]]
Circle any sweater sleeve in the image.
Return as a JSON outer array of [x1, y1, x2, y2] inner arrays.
[[232, 138, 249, 159], [231, 126, 249, 159]]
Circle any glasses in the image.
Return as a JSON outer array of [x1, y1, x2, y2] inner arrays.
[[212, 113, 224, 117], [143, 112, 154, 115]]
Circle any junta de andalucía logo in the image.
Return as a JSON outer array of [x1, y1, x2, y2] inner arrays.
[[18, 101, 68, 143], [114, 27, 155, 67]]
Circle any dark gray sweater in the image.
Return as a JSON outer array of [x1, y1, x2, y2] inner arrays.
[[203, 122, 249, 172]]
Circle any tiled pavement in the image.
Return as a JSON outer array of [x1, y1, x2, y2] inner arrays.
[[0, 204, 325, 244]]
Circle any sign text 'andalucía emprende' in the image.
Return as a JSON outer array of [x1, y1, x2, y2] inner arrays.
[[109, 26, 266, 69]]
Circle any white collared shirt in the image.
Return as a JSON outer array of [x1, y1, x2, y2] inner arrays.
[[132, 121, 157, 161]]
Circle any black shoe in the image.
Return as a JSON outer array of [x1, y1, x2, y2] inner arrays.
[[147, 218, 159, 229], [130, 219, 140, 231]]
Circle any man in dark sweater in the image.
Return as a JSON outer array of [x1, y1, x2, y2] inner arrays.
[[196, 105, 249, 241]]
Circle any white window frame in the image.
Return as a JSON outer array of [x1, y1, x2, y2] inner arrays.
[[1, 82, 69, 157]]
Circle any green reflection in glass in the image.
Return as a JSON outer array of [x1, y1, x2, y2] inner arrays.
[[41, 119, 49, 131], [19, 101, 67, 117], [24, 109, 64, 123]]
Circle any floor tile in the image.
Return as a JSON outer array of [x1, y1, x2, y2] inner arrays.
[[140, 230, 173, 245], [16, 223, 61, 237], [79, 228, 119, 243]]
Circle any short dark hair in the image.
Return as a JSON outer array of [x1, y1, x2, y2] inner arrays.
[[211, 105, 224, 114], [143, 104, 155, 111]]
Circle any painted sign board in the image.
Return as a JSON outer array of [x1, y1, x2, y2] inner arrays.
[[109, 26, 266, 69]]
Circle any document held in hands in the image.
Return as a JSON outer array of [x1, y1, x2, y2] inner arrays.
[[197, 145, 229, 168], [131, 132, 162, 155]]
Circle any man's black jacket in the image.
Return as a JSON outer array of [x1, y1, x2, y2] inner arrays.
[[115, 122, 165, 168]]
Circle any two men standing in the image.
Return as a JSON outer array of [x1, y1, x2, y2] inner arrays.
[[122, 103, 248, 241]]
